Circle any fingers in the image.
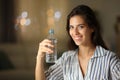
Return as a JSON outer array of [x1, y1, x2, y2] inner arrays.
[[39, 43, 53, 53], [40, 39, 54, 49], [37, 39, 54, 58]]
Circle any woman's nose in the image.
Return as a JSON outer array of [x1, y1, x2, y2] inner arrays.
[[74, 28, 79, 35]]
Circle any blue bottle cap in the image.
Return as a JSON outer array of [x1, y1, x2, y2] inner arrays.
[[49, 29, 54, 34]]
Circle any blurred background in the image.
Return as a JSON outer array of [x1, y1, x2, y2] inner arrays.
[[0, 0, 120, 80]]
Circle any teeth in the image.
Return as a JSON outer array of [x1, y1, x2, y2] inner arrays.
[[75, 38, 79, 39], [75, 38, 81, 40], [74, 36, 82, 40]]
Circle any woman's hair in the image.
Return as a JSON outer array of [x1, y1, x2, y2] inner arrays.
[[66, 5, 108, 50]]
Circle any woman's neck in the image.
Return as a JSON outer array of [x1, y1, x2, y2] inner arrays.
[[78, 44, 96, 59]]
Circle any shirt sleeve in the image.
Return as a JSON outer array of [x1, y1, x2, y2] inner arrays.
[[110, 53, 120, 80], [45, 54, 64, 80]]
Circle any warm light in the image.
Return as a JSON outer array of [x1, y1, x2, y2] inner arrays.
[[20, 18, 26, 26], [47, 9, 54, 17], [14, 11, 31, 31]]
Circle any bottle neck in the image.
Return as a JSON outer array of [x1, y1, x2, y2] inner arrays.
[[48, 33, 55, 39]]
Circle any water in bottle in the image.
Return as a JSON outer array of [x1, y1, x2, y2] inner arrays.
[[46, 29, 57, 63]]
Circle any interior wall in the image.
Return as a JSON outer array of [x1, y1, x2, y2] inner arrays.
[[12, 0, 120, 56], [15, 0, 70, 52], [14, 0, 120, 48], [0, 0, 120, 70]]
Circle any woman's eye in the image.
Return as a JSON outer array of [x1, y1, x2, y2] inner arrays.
[[69, 26, 74, 29], [78, 25, 84, 29]]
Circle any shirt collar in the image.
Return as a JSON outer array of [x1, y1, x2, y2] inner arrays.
[[91, 46, 107, 58], [75, 46, 107, 58]]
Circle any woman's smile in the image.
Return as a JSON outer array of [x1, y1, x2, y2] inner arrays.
[[73, 35, 82, 41]]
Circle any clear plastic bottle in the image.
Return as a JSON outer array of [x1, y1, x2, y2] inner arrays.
[[46, 29, 57, 63]]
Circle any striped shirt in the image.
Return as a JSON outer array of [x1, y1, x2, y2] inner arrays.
[[45, 46, 120, 80]]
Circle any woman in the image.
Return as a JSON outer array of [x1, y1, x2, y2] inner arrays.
[[35, 5, 120, 80]]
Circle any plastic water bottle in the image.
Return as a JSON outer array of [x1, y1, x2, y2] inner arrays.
[[46, 29, 57, 63]]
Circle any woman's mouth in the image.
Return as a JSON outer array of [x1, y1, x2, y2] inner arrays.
[[73, 36, 82, 41]]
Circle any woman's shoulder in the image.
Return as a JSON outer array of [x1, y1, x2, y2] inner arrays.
[[96, 46, 117, 57], [62, 49, 78, 58], [96, 46, 120, 63], [55, 49, 78, 64]]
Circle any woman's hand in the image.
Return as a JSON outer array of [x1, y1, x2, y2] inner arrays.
[[36, 39, 54, 80], [37, 39, 54, 59]]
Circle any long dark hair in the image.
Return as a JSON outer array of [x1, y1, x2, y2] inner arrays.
[[66, 5, 108, 50]]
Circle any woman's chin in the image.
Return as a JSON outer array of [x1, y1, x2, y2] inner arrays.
[[75, 42, 82, 46]]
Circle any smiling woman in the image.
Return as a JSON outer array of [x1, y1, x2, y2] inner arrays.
[[35, 5, 120, 80]]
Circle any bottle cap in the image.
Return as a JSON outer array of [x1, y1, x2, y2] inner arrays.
[[49, 29, 54, 34]]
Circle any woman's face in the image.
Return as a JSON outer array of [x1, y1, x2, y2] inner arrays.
[[69, 15, 94, 46]]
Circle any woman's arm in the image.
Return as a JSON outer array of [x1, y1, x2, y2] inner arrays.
[[35, 39, 54, 80], [35, 56, 45, 80]]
